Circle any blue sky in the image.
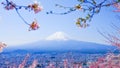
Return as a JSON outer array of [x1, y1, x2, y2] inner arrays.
[[0, 0, 119, 46]]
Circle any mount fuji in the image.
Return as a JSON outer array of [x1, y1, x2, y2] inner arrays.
[[4, 31, 118, 54]]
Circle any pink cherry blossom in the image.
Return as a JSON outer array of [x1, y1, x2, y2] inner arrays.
[[0, 42, 7, 53], [113, 3, 120, 12], [4, 1, 15, 10], [28, 2, 43, 14], [29, 19, 40, 31]]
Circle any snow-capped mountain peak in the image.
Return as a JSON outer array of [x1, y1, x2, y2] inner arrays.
[[46, 31, 69, 41]]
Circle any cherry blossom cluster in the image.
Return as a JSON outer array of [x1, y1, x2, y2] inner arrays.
[[89, 53, 120, 68], [114, 2, 120, 12], [28, 2, 43, 14], [1, 0, 43, 13], [0, 42, 7, 53], [29, 19, 40, 31]]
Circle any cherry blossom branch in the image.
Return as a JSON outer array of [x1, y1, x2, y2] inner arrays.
[[47, 0, 119, 28], [1, 0, 42, 31]]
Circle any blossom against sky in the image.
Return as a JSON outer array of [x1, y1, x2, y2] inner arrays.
[[0, 0, 119, 46]]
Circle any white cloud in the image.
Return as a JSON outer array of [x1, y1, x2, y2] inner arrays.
[[46, 31, 69, 41]]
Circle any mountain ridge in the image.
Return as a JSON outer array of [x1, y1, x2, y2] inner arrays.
[[3, 40, 118, 54]]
